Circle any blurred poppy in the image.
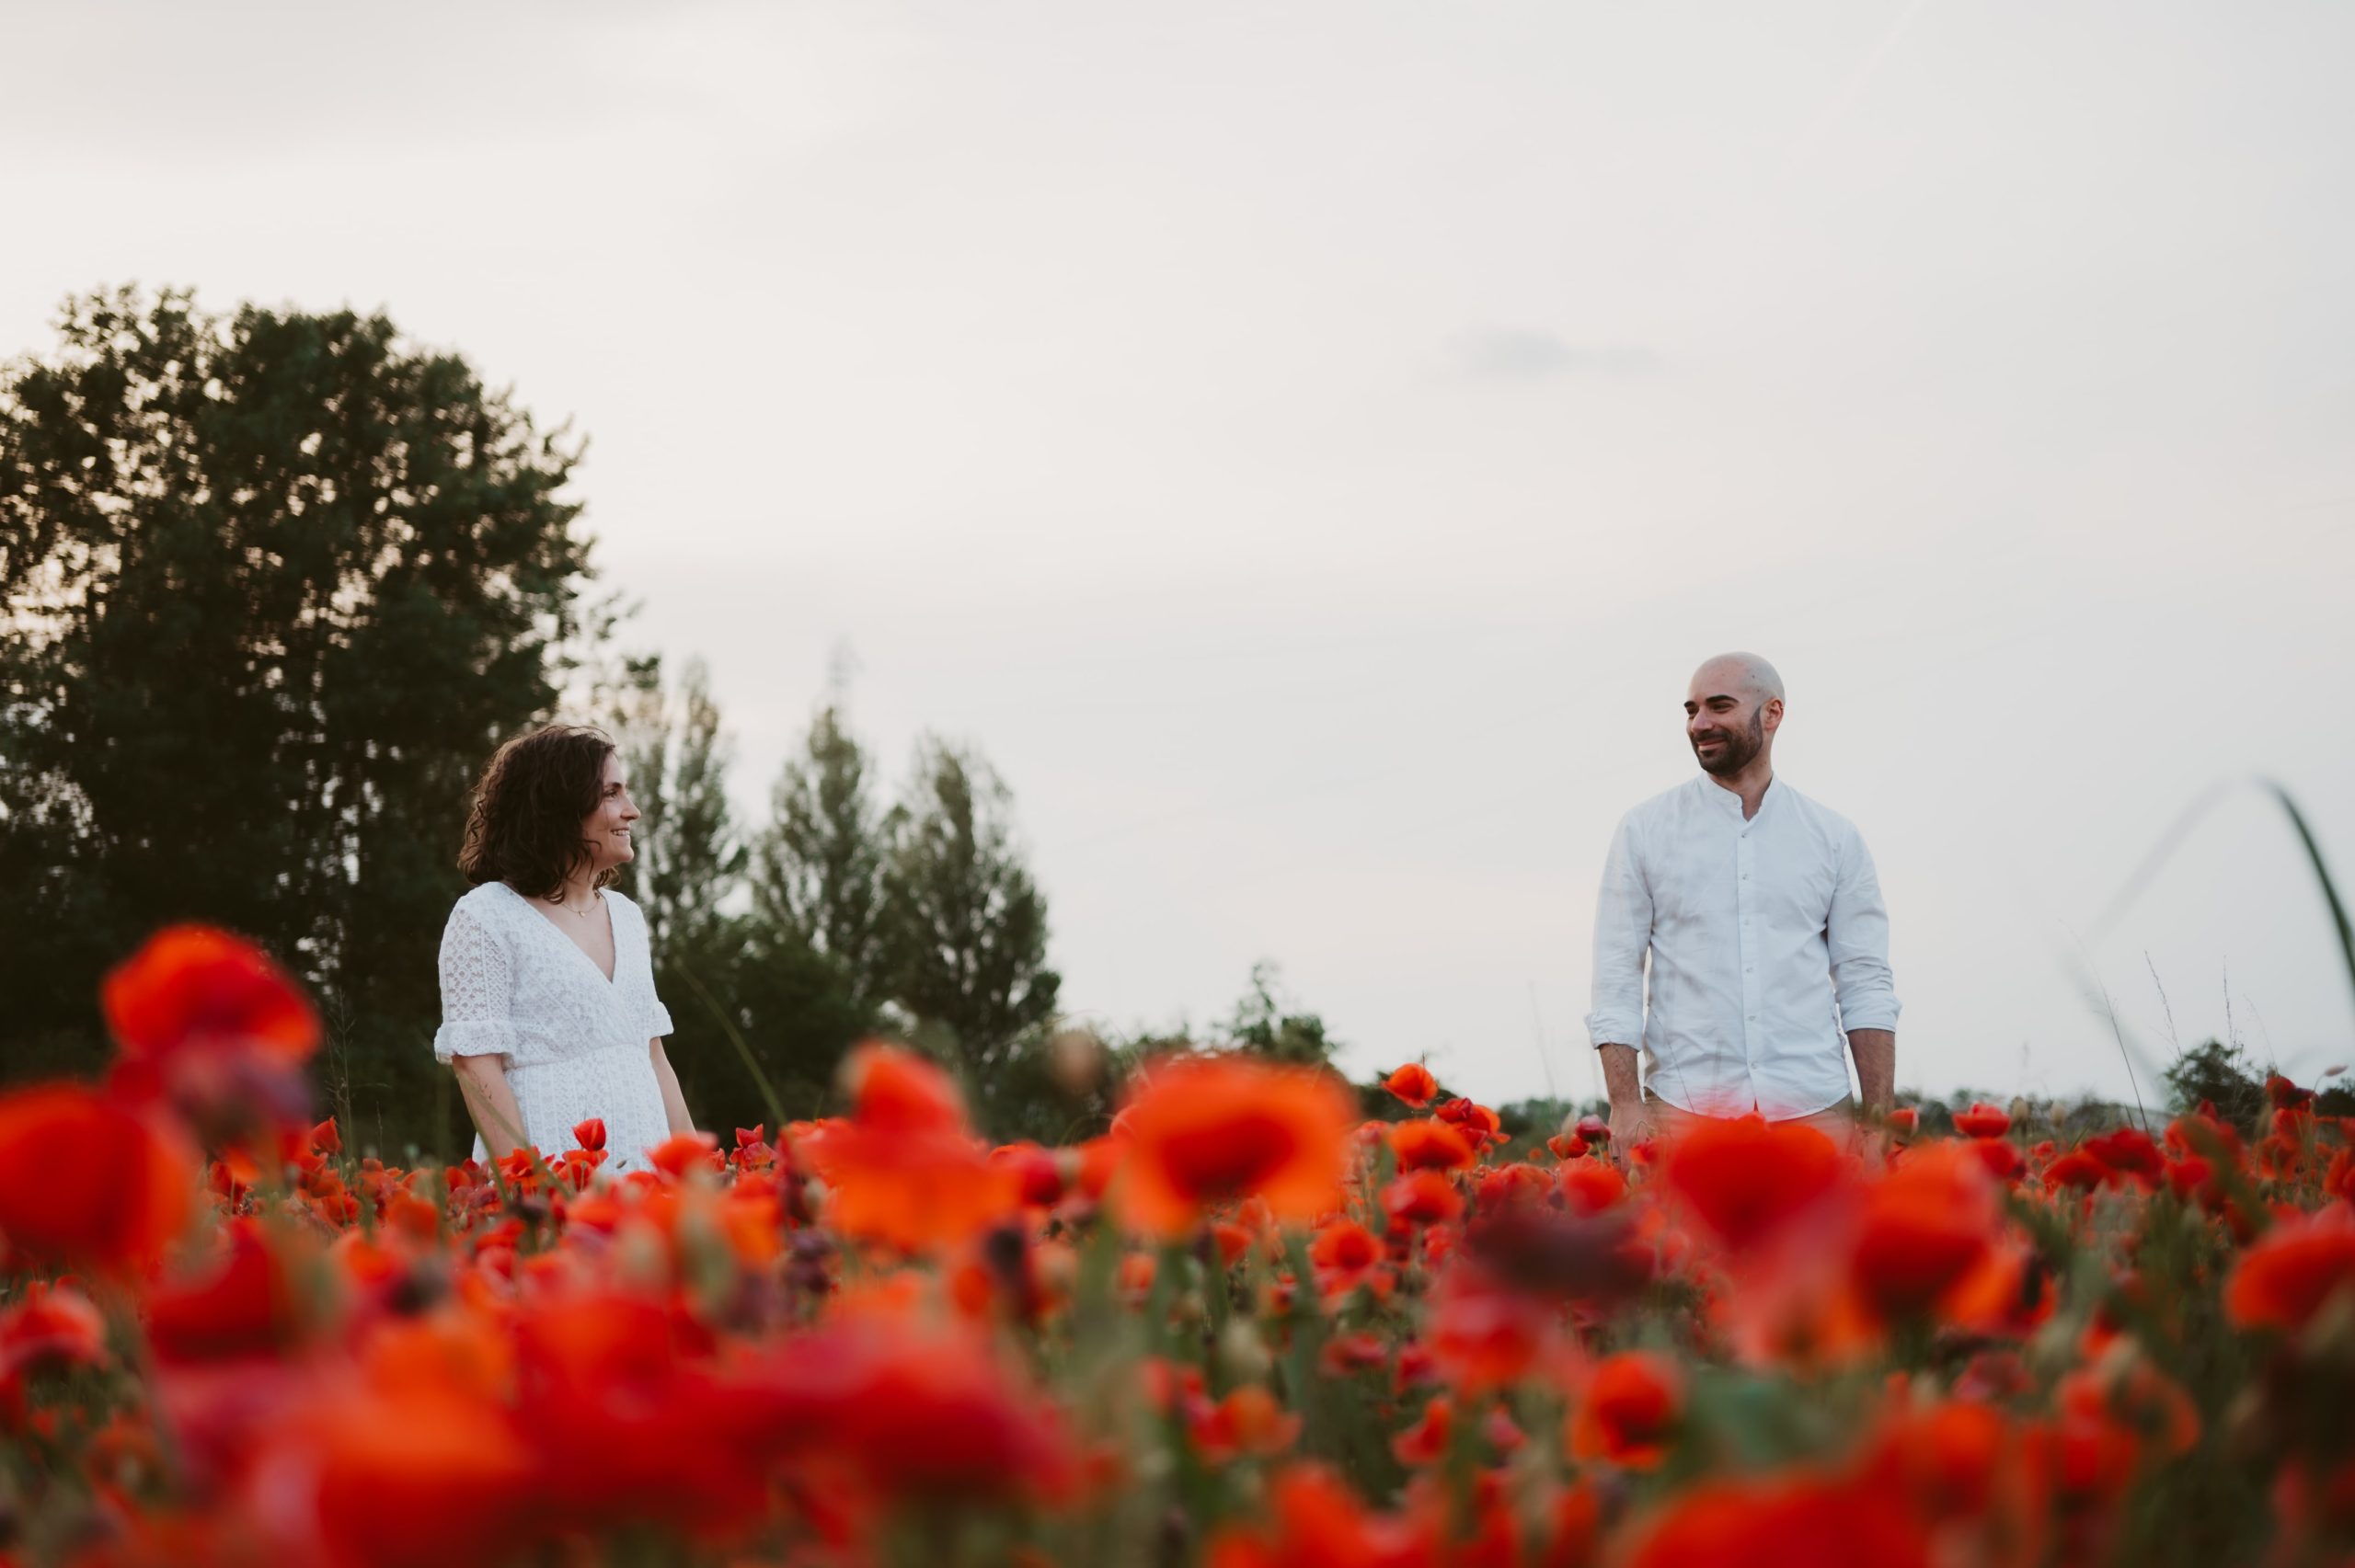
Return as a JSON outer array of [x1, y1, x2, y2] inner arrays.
[[1953, 1104, 2012, 1139], [1389, 1119, 1476, 1173], [810, 1053, 1017, 1253], [1661, 1115, 1846, 1252], [2224, 1207, 2355, 1333], [103, 924, 320, 1133], [1848, 1145, 2000, 1324], [1568, 1351, 1683, 1469], [0, 1083, 193, 1275], [1383, 1169, 1465, 1229], [1624, 1469, 1932, 1568], [1383, 1063, 1439, 1108], [1112, 1056, 1354, 1238]]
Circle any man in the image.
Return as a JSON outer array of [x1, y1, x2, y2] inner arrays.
[[1584, 652, 1898, 1151]]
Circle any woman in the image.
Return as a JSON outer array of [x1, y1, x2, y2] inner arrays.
[[434, 724, 696, 1171]]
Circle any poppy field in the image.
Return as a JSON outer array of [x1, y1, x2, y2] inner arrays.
[[3, 928, 2354, 1567]]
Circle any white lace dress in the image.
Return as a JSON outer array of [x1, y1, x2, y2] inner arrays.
[[433, 882, 677, 1172]]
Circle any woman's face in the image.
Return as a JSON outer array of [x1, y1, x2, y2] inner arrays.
[[580, 751, 640, 876]]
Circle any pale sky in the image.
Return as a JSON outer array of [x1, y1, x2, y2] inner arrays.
[[6, 0, 2351, 1108]]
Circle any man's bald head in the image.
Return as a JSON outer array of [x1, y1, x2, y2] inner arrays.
[[1684, 652, 1785, 779], [1691, 652, 1785, 705]]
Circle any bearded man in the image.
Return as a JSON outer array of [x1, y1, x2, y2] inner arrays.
[[1584, 653, 1899, 1151]]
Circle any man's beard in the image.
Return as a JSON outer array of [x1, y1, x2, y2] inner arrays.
[[1692, 705, 1764, 776]]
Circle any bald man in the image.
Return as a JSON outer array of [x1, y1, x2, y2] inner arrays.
[[1584, 653, 1899, 1152]]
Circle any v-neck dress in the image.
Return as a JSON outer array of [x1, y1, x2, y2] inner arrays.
[[432, 881, 677, 1171]]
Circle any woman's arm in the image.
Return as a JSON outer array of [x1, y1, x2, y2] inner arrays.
[[454, 1054, 529, 1162], [650, 1038, 696, 1137]]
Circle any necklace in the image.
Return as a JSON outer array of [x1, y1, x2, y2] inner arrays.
[[553, 890, 603, 921]]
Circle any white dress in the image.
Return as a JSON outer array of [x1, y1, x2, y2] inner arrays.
[[433, 882, 677, 1172]]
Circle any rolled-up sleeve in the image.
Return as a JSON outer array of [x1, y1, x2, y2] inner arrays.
[[1826, 824, 1900, 1033], [433, 904, 522, 1062], [1584, 813, 1652, 1048]]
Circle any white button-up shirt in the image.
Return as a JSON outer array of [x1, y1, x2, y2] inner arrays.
[[1584, 773, 1899, 1119]]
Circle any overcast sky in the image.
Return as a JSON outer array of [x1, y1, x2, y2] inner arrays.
[[6, 0, 2352, 1107]]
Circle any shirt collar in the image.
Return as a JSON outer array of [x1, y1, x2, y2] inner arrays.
[[1694, 771, 1779, 822]]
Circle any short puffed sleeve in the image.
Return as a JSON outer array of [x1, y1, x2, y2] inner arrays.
[[433, 901, 523, 1062]]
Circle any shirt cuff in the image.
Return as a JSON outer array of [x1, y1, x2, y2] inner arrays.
[[647, 999, 676, 1039], [1585, 1015, 1641, 1049], [434, 1020, 521, 1062]]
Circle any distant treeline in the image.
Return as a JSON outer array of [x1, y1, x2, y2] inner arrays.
[[0, 287, 1388, 1156]]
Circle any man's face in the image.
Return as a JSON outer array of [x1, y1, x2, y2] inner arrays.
[[1684, 683, 1765, 777]]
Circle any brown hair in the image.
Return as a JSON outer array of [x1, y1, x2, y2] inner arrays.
[[457, 724, 620, 899]]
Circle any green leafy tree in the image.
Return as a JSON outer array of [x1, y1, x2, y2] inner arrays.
[[2163, 1037, 2269, 1134], [0, 287, 592, 1154], [614, 654, 741, 958], [1224, 960, 1339, 1067], [880, 737, 1061, 1130], [752, 692, 889, 1011]]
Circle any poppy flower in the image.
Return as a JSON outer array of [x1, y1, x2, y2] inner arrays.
[[1567, 1351, 1683, 1469], [572, 1117, 607, 1152], [1436, 1097, 1503, 1148], [0, 1084, 193, 1275], [1111, 1056, 1355, 1238], [1557, 1160, 1627, 1216], [809, 1049, 1017, 1252], [1383, 1169, 1465, 1228], [842, 1042, 970, 1133], [0, 1283, 109, 1403], [1310, 1219, 1386, 1296], [1383, 1063, 1439, 1108], [1848, 1145, 1999, 1324], [1952, 1104, 2012, 1139], [1389, 1119, 1476, 1172], [1624, 1470, 1932, 1568], [146, 1220, 310, 1364], [250, 1381, 540, 1568], [102, 925, 320, 1132], [1660, 1115, 1846, 1252], [2224, 1207, 2355, 1333]]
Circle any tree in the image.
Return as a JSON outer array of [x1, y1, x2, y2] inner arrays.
[[751, 691, 889, 1011], [2163, 1037, 2269, 1134], [880, 738, 1061, 1127], [1224, 960, 1340, 1067], [614, 655, 741, 958], [0, 287, 592, 1154]]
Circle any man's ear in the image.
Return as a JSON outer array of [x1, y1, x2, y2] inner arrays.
[[1763, 698, 1785, 732]]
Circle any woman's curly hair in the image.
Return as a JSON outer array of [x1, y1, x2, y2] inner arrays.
[[457, 725, 622, 899]]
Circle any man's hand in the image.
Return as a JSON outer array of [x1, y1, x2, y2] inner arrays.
[[1596, 1043, 1652, 1163], [1608, 1099, 1657, 1156]]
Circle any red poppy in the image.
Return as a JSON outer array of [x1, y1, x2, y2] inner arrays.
[[0, 1084, 193, 1275], [1848, 1145, 1999, 1324], [102, 925, 320, 1132], [571, 1117, 607, 1152], [1382, 1169, 1465, 1228], [843, 1041, 970, 1133], [1383, 1063, 1439, 1108], [1310, 1219, 1386, 1296], [1557, 1161, 1628, 1216], [1952, 1104, 2012, 1139], [2224, 1207, 2355, 1333], [1388, 1119, 1476, 1172], [1660, 1115, 1846, 1252], [810, 1048, 1017, 1252], [1436, 1097, 1503, 1148], [1567, 1351, 1683, 1469], [1112, 1056, 1355, 1238], [146, 1220, 309, 1364], [1624, 1470, 1932, 1568]]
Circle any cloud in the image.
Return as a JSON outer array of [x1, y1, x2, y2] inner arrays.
[[1454, 329, 1660, 382]]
